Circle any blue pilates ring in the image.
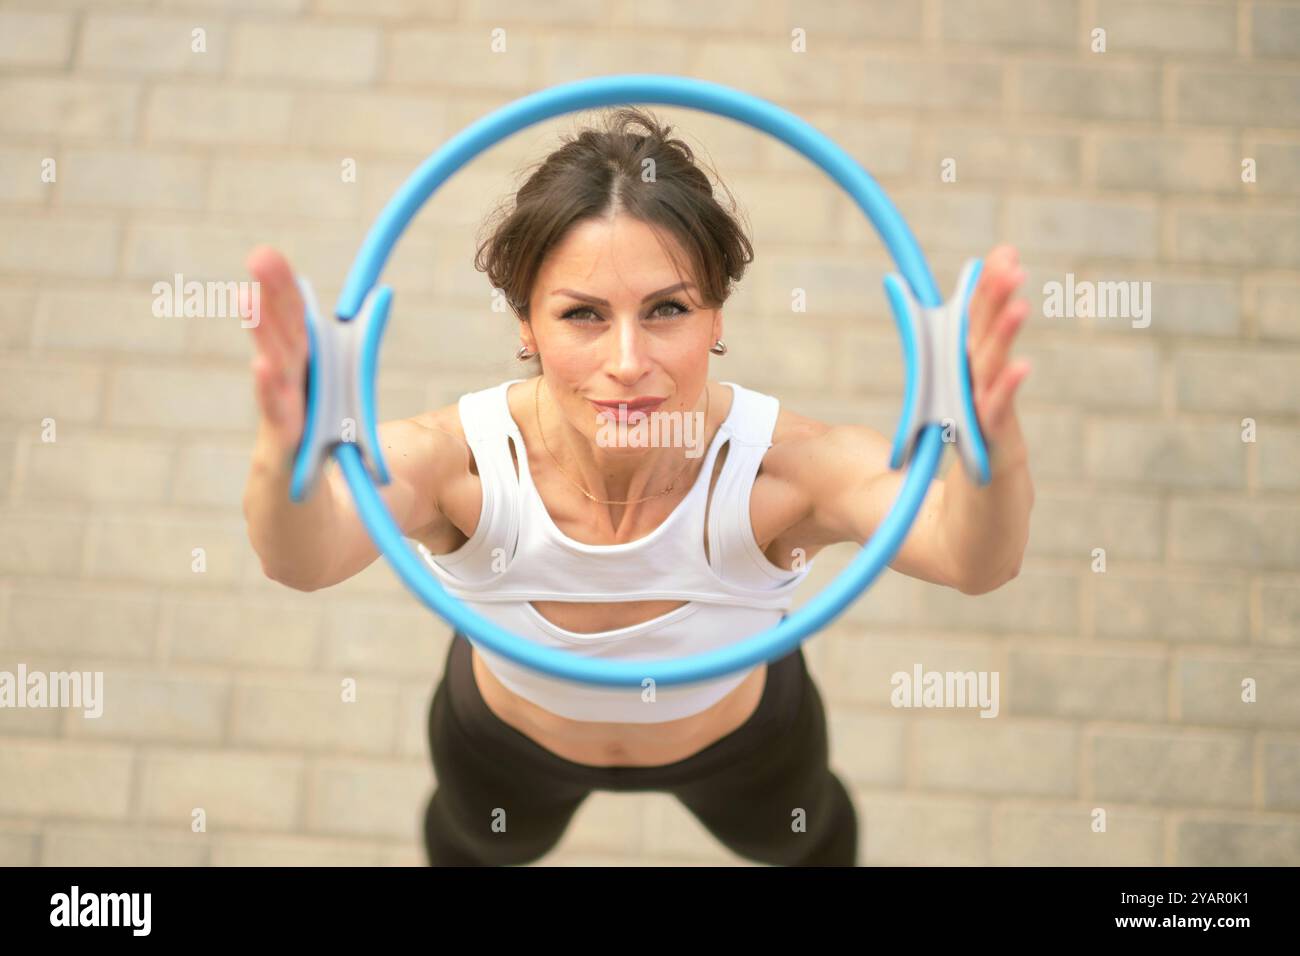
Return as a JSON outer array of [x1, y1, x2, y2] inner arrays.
[[289, 73, 991, 689]]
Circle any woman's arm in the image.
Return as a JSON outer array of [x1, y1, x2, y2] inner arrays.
[[238, 244, 465, 592], [763, 244, 1035, 594]]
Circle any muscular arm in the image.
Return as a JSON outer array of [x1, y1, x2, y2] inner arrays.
[[767, 418, 1033, 595]]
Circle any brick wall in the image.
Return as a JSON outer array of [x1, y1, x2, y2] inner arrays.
[[0, 0, 1297, 866]]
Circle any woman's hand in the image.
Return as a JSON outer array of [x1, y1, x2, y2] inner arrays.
[[243, 245, 310, 459], [965, 243, 1032, 471]]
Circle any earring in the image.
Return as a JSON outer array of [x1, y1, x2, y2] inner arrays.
[[709, 339, 728, 355], [516, 344, 537, 361]]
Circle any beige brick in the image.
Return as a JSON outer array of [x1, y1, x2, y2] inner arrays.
[[990, 803, 1163, 865], [139, 749, 304, 830], [641, 793, 754, 864], [0, 11, 75, 66], [766, 114, 915, 178], [229, 20, 378, 85], [320, 599, 446, 677], [209, 157, 360, 221], [395, 681, 434, 759], [107, 366, 254, 431], [725, 174, 842, 247], [1252, 4, 1300, 58], [386, 27, 535, 90], [1019, 63, 1160, 121], [1008, 647, 1167, 721], [159, 0, 305, 11], [65, 669, 229, 744], [1250, 277, 1300, 342], [1258, 425, 1300, 493], [288, 91, 449, 153], [0, 215, 119, 278], [1179, 654, 1300, 728], [123, 220, 265, 280], [145, 85, 294, 146], [759, 0, 918, 40], [1021, 408, 1085, 480], [537, 34, 691, 88], [305, 757, 430, 839], [1095, 0, 1237, 55], [1007, 196, 1159, 259], [7, 582, 158, 659], [0, 439, 15, 497], [0, 78, 137, 142], [927, 126, 1082, 186], [1170, 501, 1300, 572], [1176, 70, 1300, 128], [612, 0, 783, 32], [22, 435, 173, 503], [1176, 818, 1300, 865], [314, 0, 451, 16], [35, 286, 190, 353], [0, 739, 132, 819], [0, 657, 63, 736], [941, 0, 1079, 48], [1096, 133, 1239, 195], [859, 792, 989, 865], [1172, 208, 1300, 268], [565, 792, 648, 858], [84, 514, 246, 586], [211, 833, 380, 866], [1095, 573, 1249, 645], [1083, 272, 1239, 338], [79, 13, 225, 74], [0, 361, 103, 424], [722, 313, 837, 392], [852, 57, 1003, 112], [229, 674, 399, 754], [0, 512, 86, 576], [1174, 346, 1300, 414], [0, 146, 53, 203], [915, 719, 1079, 795], [0, 286, 37, 348], [58, 148, 206, 211], [827, 708, 906, 785], [0, 823, 40, 866], [844, 188, 1000, 252], [172, 441, 250, 508], [1085, 420, 1245, 489], [1025, 340, 1161, 410], [913, 570, 1079, 635], [1027, 491, 1163, 562], [1262, 736, 1300, 811], [824, 630, 1004, 707], [1260, 583, 1300, 647], [750, 254, 890, 320], [1250, 142, 1300, 196], [165, 594, 321, 669], [41, 826, 209, 866], [1093, 728, 1253, 807]]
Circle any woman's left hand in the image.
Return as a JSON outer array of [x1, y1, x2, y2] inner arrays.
[[965, 244, 1032, 466]]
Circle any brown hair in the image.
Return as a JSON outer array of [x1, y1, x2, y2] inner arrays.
[[474, 106, 754, 363]]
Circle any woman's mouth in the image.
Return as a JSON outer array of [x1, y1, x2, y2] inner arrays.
[[590, 398, 665, 421]]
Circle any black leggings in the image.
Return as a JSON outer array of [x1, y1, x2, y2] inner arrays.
[[424, 632, 858, 866]]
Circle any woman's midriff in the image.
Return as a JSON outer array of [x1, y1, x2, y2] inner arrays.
[[470, 645, 768, 768]]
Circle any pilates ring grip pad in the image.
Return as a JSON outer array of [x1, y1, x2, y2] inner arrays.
[[287, 73, 991, 690]]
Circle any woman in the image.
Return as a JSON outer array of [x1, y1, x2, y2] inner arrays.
[[242, 108, 1035, 866]]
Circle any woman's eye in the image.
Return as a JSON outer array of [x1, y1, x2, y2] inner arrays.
[[653, 298, 692, 318], [560, 299, 692, 322]]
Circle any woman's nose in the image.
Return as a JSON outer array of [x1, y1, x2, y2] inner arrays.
[[606, 317, 653, 377]]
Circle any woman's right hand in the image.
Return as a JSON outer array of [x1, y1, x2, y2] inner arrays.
[[244, 245, 309, 461]]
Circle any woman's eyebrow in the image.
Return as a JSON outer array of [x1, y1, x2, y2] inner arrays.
[[550, 281, 695, 306]]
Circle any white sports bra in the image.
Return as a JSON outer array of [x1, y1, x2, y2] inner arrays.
[[417, 378, 813, 722]]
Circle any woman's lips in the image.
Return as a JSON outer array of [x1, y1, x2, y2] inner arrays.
[[590, 399, 664, 421]]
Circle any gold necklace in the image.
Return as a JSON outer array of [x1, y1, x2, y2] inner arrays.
[[533, 376, 709, 506]]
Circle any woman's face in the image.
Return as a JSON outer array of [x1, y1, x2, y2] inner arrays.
[[520, 214, 723, 455]]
